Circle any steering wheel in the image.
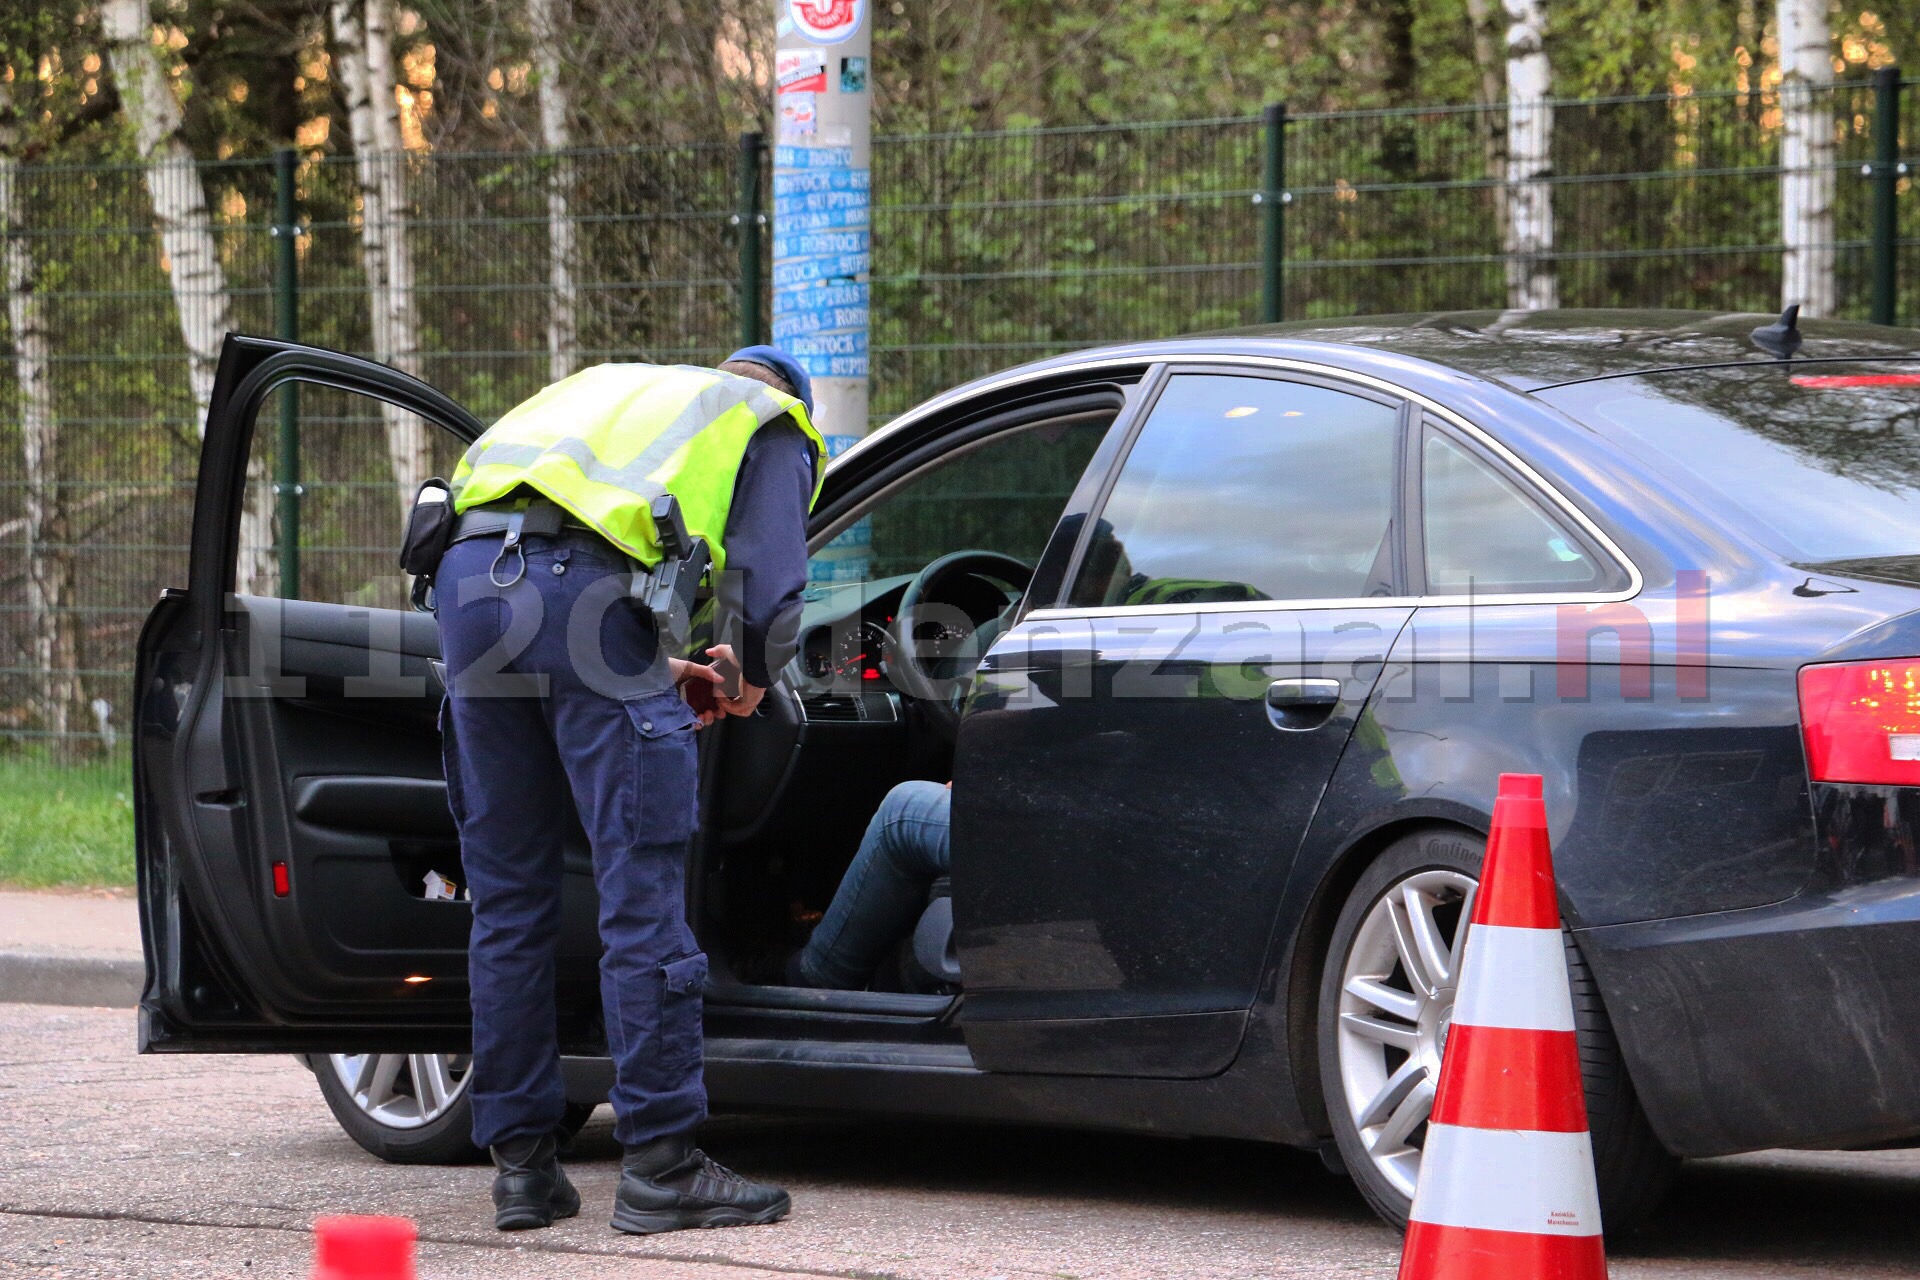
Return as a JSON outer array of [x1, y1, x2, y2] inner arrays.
[[885, 550, 1034, 736]]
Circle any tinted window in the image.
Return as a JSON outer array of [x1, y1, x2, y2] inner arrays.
[[1068, 374, 1402, 607], [810, 416, 1109, 585], [1423, 427, 1608, 594], [1539, 368, 1920, 564]]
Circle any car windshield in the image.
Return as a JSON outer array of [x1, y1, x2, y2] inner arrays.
[[1538, 365, 1920, 566]]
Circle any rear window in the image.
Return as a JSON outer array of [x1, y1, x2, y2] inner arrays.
[[1538, 366, 1920, 565]]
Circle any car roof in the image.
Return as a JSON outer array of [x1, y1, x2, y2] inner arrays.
[[949, 309, 1920, 397], [1218, 309, 1920, 392], [847, 309, 1920, 471]]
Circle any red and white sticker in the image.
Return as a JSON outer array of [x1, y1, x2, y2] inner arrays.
[[776, 48, 828, 95], [788, 0, 864, 44]]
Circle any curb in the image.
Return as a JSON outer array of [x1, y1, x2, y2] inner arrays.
[[0, 950, 142, 1008]]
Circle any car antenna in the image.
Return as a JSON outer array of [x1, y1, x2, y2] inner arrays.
[[1750, 304, 1803, 359]]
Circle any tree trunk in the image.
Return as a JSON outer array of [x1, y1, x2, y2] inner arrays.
[[530, 0, 580, 382], [329, 0, 393, 365], [1464, 0, 1511, 248], [363, 0, 430, 512], [102, 0, 278, 593], [1502, 0, 1558, 309], [1777, 0, 1834, 316], [1, 85, 84, 752]]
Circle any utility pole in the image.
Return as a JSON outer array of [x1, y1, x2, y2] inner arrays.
[[771, 0, 871, 582]]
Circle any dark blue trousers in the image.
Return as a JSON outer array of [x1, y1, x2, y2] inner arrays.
[[436, 531, 708, 1151]]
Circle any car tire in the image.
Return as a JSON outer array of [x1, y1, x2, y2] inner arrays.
[[1316, 826, 1676, 1234], [312, 1052, 596, 1165]]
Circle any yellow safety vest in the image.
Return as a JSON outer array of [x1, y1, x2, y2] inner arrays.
[[450, 363, 826, 571]]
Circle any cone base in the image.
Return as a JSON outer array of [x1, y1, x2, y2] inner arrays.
[[1399, 1220, 1606, 1280]]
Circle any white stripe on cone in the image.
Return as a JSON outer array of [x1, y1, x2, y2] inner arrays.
[[1450, 924, 1577, 1032], [1410, 1125, 1603, 1236]]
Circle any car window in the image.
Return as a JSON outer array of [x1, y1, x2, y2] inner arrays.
[[810, 416, 1110, 586], [1537, 367, 1920, 565], [1066, 373, 1402, 607], [1422, 427, 1608, 594], [241, 384, 467, 607]]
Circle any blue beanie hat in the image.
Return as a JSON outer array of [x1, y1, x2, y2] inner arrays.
[[724, 345, 813, 417]]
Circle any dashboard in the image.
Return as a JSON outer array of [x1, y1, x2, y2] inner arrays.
[[782, 566, 1020, 720], [785, 575, 915, 720]]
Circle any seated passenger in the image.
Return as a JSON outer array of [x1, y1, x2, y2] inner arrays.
[[785, 780, 951, 989]]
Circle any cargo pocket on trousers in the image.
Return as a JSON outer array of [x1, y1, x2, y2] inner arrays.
[[626, 689, 700, 844], [659, 951, 709, 1073]]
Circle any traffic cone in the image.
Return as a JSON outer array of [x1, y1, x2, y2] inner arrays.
[[1397, 773, 1606, 1280], [312, 1216, 417, 1280]]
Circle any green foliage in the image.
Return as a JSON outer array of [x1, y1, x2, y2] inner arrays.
[[0, 754, 135, 889]]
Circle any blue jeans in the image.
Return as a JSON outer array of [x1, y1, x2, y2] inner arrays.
[[796, 780, 952, 989], [436, 531, 707, 1151]]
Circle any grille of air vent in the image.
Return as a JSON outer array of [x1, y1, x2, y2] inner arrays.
[[801, 695, 863, 722]]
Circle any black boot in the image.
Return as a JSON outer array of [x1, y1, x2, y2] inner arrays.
[[611, 1133, 791, 1234], [490, 1132, 582, 1232]]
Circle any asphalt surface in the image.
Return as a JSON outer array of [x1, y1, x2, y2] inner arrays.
[[6, 1003, 1920, 1279]]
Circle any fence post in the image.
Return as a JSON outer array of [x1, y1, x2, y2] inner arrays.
[[736, 130, 765, 348], [272, 146, 301, 598], [1260, 103, 1287, 324], [1870, 68, 1902, 326]]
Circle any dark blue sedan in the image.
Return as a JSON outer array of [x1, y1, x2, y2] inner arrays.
[[135, 311, 1920, 1233]]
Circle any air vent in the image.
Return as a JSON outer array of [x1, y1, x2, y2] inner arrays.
[[802, 695, 862, 722]]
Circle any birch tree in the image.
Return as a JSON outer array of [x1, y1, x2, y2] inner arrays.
[[1502, 0, 1558, 309], [102, 0, 277, 593], [1777, 0, 1835, 316], [330, 0, 393, 366], [333, 0, 430, 513], [1, 81, 82, 749], [530, 0, 579, 382]]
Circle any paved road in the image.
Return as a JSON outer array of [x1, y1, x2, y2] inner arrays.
[[5, 1002, 1920, 1279]]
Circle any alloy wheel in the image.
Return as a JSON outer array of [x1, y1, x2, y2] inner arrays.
[[326, 1052, 473, 1130], [1333, 868, 1478, 1201]]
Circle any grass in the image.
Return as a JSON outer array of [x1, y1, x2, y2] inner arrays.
[[0, 753, 136, 889]]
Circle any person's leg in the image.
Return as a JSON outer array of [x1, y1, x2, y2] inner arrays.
[[533, 536, 787, 1234], [796, 780, 951, 989], [435, 538, 576, 1179], [533, 537, 707, 1148]]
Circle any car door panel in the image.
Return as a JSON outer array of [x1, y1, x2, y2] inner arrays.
[[952, 367, 1416, 1078], [955, 606, 1410, 1076], [137, 336, 602, 1053]]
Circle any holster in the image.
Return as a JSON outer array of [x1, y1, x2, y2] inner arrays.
[[399, 478, 456, 611], [633, 494, 710, 649]]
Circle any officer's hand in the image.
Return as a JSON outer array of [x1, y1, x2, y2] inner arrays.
[[670, 657, 725, 728], [716, 680, 766, 719]]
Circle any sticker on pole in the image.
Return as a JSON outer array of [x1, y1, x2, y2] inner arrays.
[[775, 49, 827, 95], [788, 0, 865, 44], [779, 93, 819, 137]]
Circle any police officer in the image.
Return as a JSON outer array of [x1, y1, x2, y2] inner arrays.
[[433, 347, 824, 1235]]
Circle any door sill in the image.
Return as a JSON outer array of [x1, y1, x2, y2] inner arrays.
[[706, 981, 955, 1020], [706, 1036, 977, 1070]]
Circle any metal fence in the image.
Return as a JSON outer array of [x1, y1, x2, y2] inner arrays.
[[0, 79, 1915, 783]]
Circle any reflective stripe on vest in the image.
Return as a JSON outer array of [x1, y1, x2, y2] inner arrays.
[[449, 363, 826, 571]]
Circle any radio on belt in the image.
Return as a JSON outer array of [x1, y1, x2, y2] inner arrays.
[[637, 493, 709, 648]]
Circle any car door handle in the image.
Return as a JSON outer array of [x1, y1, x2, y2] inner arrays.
[[1266, 678, 1342, 709]]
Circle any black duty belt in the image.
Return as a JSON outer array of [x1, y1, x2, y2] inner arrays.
[[450, 498, 604, 588], [438, 493, 708, 649]]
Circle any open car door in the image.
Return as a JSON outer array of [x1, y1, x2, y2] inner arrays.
[[135, 336, 604, 1054]]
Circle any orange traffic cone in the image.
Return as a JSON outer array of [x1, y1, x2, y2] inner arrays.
[[312, 1216, 417, 1280], [1397, 773, 1606, 1280]]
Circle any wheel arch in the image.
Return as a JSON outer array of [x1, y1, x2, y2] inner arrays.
[[1282, 812, 1487, 1139]]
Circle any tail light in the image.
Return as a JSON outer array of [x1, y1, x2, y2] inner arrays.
[[1798, 659, 1920, 785]]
